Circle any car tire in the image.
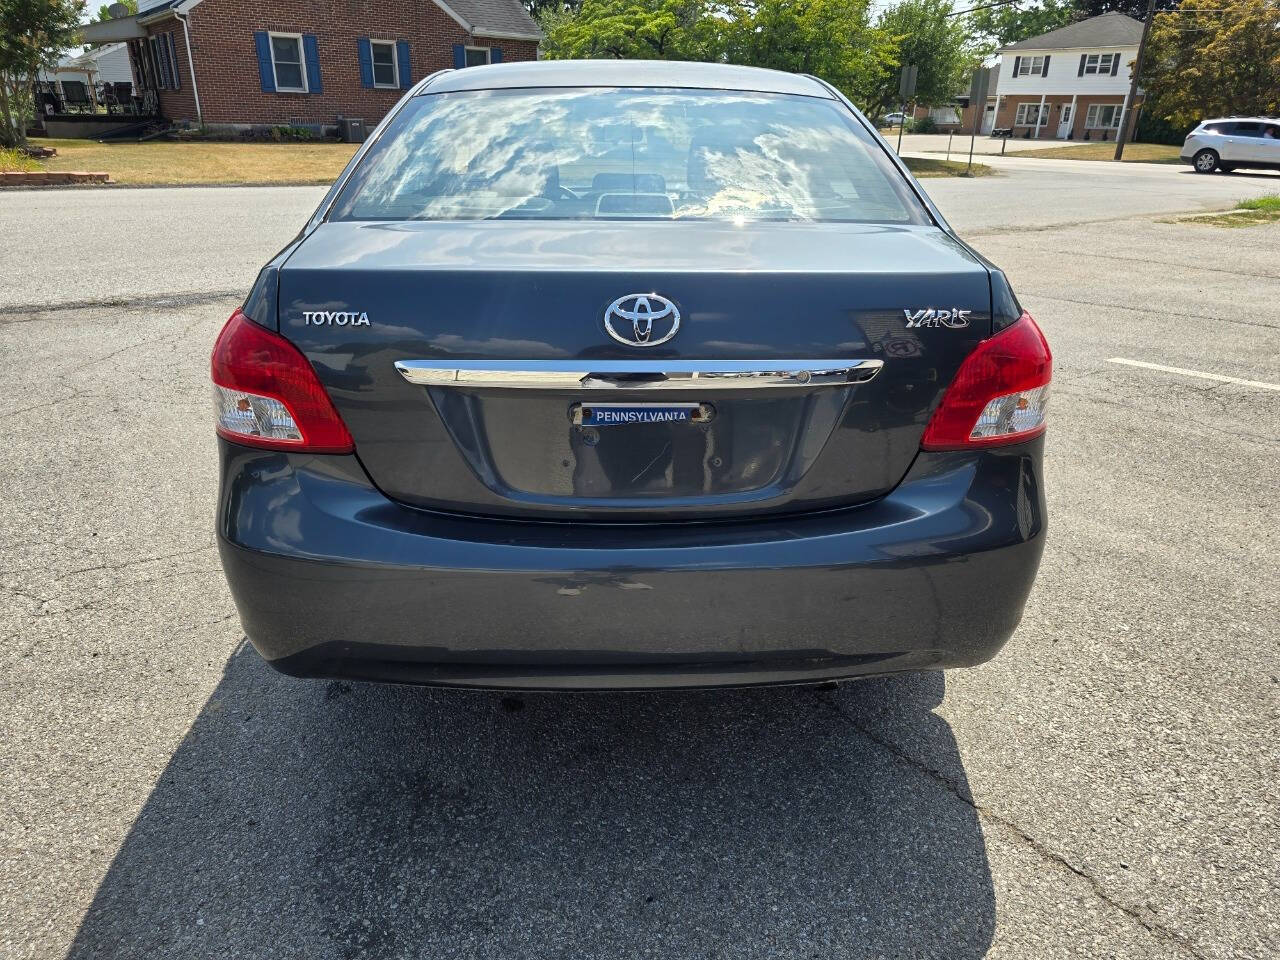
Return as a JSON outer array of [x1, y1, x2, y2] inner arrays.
[[1192, 149, 1219, 174]]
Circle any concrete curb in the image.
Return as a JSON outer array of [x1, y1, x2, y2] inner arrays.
[[0, 171, 112, 186]]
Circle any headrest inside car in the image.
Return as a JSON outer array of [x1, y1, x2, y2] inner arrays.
[[591, 173, 666, 194]]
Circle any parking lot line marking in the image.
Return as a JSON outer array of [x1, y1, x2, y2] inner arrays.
[[1106, 358, 1280, 392]]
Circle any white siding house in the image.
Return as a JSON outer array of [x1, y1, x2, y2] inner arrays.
[[993, 14, 1144, 141]]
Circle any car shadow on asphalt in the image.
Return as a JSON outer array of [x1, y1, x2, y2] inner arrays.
[[68, 644, 995, 959]]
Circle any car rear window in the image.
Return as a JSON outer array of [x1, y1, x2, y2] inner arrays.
[[329, 87, 929, 225]]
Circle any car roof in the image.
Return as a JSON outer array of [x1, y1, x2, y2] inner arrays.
[[421, 60, 836, 99], [1202, 117, 1279, 124]]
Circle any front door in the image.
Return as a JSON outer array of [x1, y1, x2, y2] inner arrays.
[[981, 102, 995, 134], [1057, 104, 1073, 139]]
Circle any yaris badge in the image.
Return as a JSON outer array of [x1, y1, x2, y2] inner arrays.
[[904, 308, 970, 329], [604, 294, 681, 347]]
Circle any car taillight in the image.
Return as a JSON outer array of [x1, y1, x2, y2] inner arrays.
[[920, 311, 1051, 451], [210, 308, 354, 453]]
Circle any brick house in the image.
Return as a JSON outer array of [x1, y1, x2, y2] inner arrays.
[[79, 0, 541, 134], [992, 13, 1143, 141]]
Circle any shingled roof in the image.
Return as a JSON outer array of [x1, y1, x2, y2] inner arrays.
[[1001, 13, 1143, 52], [437, 0, 543, 41]]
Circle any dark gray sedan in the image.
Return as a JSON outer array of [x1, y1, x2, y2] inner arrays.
[[212, 60, 1050, 690]]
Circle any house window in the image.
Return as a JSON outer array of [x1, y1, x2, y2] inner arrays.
[[1085, 104, 1123, 129], [1016, 55, 1046, 77], [1083, 53, 1118, 75], [270, 33, 307, 92], [1014, 103, 1048, 126], [464, 46, 491, 67], [369, 40, 397, 88]]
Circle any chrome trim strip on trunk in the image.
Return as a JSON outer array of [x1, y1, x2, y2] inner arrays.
[[394, 359, 884, 390]]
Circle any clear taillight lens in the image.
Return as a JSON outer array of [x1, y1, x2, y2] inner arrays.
[[210, 309, 354, 453], [212, 386, 304, 444], [969, 384, 1051, 440], [920, 312, 1052, 450]]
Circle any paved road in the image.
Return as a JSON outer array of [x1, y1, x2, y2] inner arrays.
[[1, 166, 1277, 959]]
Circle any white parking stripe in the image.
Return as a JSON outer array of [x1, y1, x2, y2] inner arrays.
[[1106, 358, 1280, 392]]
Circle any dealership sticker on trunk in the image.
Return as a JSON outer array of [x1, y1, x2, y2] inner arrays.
[[572, 403, 713, 427]]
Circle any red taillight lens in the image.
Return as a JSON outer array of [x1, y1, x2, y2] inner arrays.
[[210, 309, 354, 453], [920, 311, 1052, 451]]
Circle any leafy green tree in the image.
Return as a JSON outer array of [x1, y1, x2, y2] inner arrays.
[[1074, 0, 1179, 18], [1141, 0, 1280, 127], [0, 0, 84, 148], [861, 0, 976, 121], [91, 0, 137, 23], [542, 0, 896, 106], [964, 0, 1077, 48], [540, 0, 721, 60], [718, 0, 896, 102]]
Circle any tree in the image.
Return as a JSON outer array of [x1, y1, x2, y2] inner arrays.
[[0, 0, 84, 148], [964, 0, 1077, 48], [1141, 0, 1280, 127], [542, 0, 896, 106], [540, 0, 722, 60], [718, 0, 896, 102], [860, 0, 975, 121], [1074, 0, 1179, 18], [91, 0, 136, 23]]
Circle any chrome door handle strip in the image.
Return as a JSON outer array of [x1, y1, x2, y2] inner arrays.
[[394, 359, 883, 390]]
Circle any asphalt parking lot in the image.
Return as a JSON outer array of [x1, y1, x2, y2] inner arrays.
[[2, 159, 1277, 959]]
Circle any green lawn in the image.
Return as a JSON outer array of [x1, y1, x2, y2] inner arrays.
[[9, 138, 359, 185], [1186, 194, 1280, 228], [5, 137, 993, 186], [903, 157, 995, 178], [1011, 142, 1184, 164]]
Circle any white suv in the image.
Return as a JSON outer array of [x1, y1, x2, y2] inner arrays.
[[1181, 117, 1280, 174]]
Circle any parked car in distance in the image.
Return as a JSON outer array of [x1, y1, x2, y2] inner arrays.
[[1182, 117, 1280, 174], [212, 60, 1051, 691], [882, 111, 907, 128]]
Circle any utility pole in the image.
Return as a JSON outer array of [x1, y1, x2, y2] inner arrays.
[[897, 64, 918, 154], [1114, 0, 1157, 161], [967, 66, 992, 174]]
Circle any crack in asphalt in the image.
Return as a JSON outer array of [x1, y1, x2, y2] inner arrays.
[[817, 694, 1210, 960], [1017, 291, 1280, 331], [1018, 248, 1280, 284], [0, 290, 243, 320], [1054, 385, 1280, 446]]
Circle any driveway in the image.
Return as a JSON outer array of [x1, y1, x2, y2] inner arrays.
[[1, 165, 1277, 959]]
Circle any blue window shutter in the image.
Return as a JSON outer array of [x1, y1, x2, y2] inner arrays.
[[1011, 56, 1021, 78], [168, 33, 181, 90], [303, 34, 322, 93], [357, 37, 373, 88], [489, 47, 502, 63], [397, 40, 411, 88], [254, 31, 275, 92], [452, 43, 465, 69], [1041, 55, 1050, 76]]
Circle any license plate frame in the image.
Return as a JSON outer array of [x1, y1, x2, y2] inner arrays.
[[571, 402, 714, 427]]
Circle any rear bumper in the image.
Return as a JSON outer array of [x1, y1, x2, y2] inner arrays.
[[216, 438, 1047, 690]]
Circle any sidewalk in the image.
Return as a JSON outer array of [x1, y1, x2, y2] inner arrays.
[[890, 132, 1084, 156]]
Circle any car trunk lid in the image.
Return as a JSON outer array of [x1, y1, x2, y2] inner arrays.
[[278, 219, 991, 521]]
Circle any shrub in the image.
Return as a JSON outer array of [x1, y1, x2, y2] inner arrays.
[[269, 125, 317, 142], [0, 148, 40, 172]]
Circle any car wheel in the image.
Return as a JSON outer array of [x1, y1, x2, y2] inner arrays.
[[1192, 149, 1219, 174]]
